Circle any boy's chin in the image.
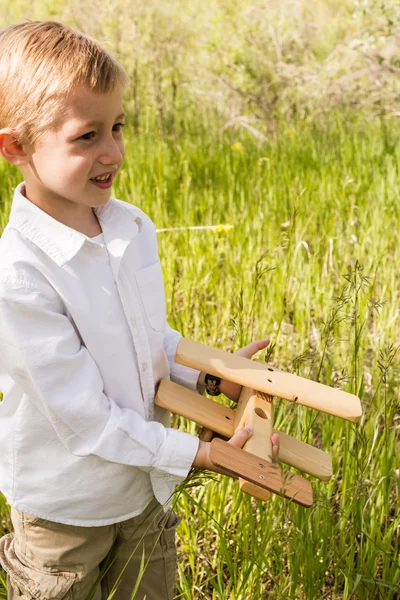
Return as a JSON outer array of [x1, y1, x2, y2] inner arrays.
[[89, 192, 112, 207]]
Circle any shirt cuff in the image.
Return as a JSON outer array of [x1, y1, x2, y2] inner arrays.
[[170, 362, 201, 392], [150, 428, 200, 508], [164, 325, 201, 392], [152, 428, 199, 479]]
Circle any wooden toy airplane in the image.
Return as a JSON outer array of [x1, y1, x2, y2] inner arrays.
[[155, 339, 362, 508]]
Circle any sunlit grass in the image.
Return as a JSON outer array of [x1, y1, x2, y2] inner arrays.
[[0, 117, 399, 598]]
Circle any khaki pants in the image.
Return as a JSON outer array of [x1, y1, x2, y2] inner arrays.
[[0, 497, 180, 600]]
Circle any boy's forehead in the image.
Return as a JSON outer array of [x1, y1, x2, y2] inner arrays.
[[62, 85, 124, 125]]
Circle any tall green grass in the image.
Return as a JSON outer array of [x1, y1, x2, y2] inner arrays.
[[0, 117, 399, 598]]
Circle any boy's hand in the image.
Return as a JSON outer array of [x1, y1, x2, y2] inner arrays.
[[192, 425, 280, 472], [193, 425, 253, 471], [221, 338, 270, 402], [197, 338, 271, 402]]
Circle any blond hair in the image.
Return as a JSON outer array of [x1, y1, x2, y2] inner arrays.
[[0, 21, 128, 145]]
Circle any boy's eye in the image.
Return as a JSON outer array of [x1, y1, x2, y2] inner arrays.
[[113, 122, 125, 133], [79, 131, 96, 141], [76, 122, 125, 141]]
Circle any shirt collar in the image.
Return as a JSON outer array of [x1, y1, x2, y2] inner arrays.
[[8, 183, 142, 267]]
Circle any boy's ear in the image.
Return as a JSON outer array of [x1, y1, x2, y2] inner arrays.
[[0, 128, 30, 166]]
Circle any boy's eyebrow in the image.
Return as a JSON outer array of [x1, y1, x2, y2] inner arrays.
[[79, 113, 126, 128]]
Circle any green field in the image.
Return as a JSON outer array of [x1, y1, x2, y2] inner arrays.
[[1, 2, 400, 598], [1, 117, 399, 599]]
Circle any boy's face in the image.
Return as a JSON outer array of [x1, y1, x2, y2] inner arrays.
[[21, 85, 125, 216]]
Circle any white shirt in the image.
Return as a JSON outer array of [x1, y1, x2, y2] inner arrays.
[[0, 183, 200, 526]]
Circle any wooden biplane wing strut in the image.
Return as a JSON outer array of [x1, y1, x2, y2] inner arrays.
[[154, 338, 363, 509]]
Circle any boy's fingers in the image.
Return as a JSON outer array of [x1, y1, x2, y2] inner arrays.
[[234, 338, 270, 360], [227, 429, 279, 464], [271, 433, 280, 462], [228, 426, 253, 448]]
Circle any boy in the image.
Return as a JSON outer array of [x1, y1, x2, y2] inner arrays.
[[0, 21, 278, 600]]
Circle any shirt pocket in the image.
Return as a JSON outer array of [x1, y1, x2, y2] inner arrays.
[[135, 261, 167, 333]]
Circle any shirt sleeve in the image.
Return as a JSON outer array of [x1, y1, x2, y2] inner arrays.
[[163, 323, 201, 391], [0, 281, 199, 479]]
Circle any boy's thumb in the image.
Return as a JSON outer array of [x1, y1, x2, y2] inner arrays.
[[228, 426, 253, 449]]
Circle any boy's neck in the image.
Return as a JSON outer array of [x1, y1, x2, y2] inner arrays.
[[22, 183, 103, 238]]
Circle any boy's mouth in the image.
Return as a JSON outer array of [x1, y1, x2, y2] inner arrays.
[[90, 173, 113, 189]]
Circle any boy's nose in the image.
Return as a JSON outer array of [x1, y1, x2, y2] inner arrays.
[[99, 139, 124, 166]]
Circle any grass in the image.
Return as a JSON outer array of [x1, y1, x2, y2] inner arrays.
[[0, 115, 399, 598]]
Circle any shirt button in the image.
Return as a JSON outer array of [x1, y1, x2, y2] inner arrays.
[[130, 317, 136, 328], [142, 363, 147, 372]]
